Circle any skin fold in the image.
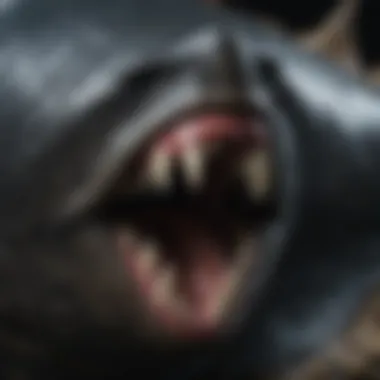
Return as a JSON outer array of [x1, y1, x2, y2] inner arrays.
[[1, 0, 380, 378]]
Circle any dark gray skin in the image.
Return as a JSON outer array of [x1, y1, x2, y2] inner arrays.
[[1, 0, 380, 378]]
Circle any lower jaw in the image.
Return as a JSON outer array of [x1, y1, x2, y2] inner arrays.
[[114, 218, 258, 341]]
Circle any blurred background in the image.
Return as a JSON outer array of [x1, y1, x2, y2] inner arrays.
[[217, 0, 380, 83]]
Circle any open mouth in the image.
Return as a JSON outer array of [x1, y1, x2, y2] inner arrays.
[[95, 109, 277, 339]]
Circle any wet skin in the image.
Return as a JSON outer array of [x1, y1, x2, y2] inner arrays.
[[1, 0, 380, 378]]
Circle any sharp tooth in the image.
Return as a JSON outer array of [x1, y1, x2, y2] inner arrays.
[[153, 266, 176, 306], [181, 147, 205, 191], [240, 149, 272, 200], [145, 149, 173, 190], [137, 242, 160, 275]]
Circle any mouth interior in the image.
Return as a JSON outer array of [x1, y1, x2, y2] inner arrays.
[[95, 112, 277, 338]]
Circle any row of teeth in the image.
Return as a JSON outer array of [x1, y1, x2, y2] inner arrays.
[[125, 236, 251, 322], [134, 145, 272, 200]]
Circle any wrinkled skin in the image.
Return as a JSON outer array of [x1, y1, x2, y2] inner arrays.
[[1, 0, 380, 379]]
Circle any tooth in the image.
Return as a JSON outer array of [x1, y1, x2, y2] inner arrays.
[[181, 147, 205, 190], [145, 149, 173, 190], [153, 266, 176, 305], [240, 149, 271, 200], [137, 242, 160, 275]]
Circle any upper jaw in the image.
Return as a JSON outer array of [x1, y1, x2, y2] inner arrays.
[[59, 95, 257, 217]]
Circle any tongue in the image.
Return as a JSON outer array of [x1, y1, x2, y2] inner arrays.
[[120, 212, 234, 338], [170, 217, 232, 331], [152, 113, 261, 156], [185, 250, 230, 324]]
